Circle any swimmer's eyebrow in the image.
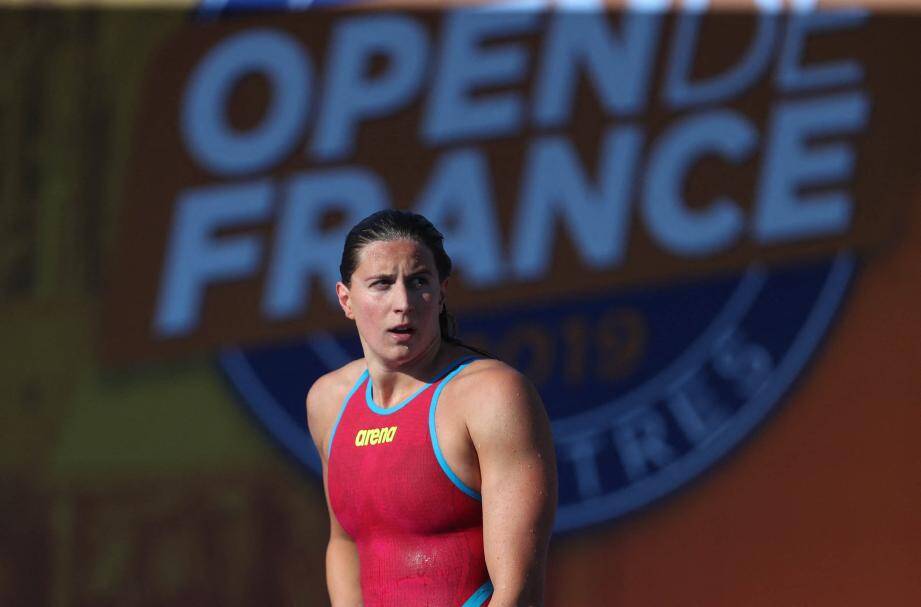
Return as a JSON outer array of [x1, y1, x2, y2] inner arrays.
[[365, 273, 395, 283], [364, 267, 434, 282]]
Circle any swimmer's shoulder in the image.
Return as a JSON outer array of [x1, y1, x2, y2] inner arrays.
[[445, 356, 540, 409], [306, 358, 367, 455], [447, 356, 553, 457]]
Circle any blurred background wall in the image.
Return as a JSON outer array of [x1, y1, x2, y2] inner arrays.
[[2, 3, 920, 606]]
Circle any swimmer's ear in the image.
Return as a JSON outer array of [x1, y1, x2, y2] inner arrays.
[[439, 278, 449, 306], [336, 282, 354, 320]]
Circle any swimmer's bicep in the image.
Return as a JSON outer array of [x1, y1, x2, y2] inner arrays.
[[467, 370, 557, 600]]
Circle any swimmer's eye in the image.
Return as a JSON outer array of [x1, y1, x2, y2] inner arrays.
[[408, 276, 429, 289]]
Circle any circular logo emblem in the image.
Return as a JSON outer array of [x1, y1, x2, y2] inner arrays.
[[219, 253, 855, 532]]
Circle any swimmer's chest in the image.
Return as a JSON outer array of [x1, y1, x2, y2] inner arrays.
[[327, 375, 482, 541]]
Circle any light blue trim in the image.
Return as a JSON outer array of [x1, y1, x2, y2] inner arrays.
[[365, 355, 479, 415], [429, 360, 482, 501], [365, 377, 430, 415], [461, 580, 494, 607], [327, 370, 368, 459]]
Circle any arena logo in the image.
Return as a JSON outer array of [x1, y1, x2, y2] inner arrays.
[[107, 7, 880, 531]]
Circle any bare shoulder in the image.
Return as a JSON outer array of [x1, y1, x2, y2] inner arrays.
[[450, 357, 535, 399], [305, 358, 366, 454], [447, 358, 549, 437]]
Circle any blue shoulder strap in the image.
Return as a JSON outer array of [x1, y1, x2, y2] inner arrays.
[[428, 356, 482, 501], [326, 369, 369, 459]]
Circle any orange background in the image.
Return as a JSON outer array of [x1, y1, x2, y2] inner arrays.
[[547, 201, 921, 605]]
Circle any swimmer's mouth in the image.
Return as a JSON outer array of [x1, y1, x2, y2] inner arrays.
[[388, 325, 414, 334]]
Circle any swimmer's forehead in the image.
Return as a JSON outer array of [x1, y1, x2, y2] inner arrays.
[[353, 239, 438, 279]]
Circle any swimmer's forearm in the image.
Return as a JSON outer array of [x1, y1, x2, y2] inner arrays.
[[489, 584, 544, 607], [326, 536, 364, 607], [486, 551, 548, 607]]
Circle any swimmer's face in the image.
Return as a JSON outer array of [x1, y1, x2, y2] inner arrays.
[[336, 239, 445, 366]]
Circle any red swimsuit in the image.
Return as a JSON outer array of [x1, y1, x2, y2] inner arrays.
[[327, 357, 492, 607]]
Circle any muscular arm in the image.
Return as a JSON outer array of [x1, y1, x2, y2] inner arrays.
[[323, 468, 364, 606], [465, 367, 558, 607], [307, 374, 364, 607]]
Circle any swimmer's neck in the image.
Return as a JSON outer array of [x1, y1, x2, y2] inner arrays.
[[364, 335, 450, 409]]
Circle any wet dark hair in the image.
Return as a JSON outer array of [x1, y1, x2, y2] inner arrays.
[[340, 209, 490, 357]]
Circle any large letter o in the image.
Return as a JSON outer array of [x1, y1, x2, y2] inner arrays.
[[181, 28, 311, 176]]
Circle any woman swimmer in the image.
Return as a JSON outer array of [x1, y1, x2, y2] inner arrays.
[[307, 209, 557, 607]]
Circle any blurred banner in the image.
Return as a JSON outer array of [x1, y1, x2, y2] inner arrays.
[[2, 5, 920, 606]]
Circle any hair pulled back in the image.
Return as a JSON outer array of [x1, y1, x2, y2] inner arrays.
[[340, 209, 459, 342]]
